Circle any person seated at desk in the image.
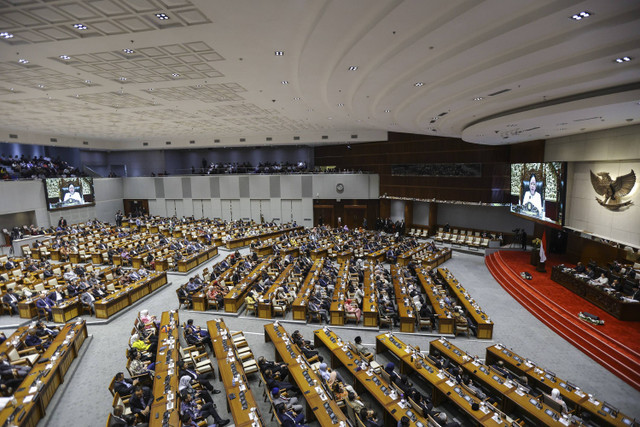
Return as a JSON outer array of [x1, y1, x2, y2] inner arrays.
[[128, 349, 155, 376], [47, 285, 66, 305], [184, 327, 211, 349], [130, 332, 157, 355], [584, 267, 596, 280], [361, 408, 383, 427], [354, 336, 372, 359], [2, 288, 20, 315], [591, 273, 609, 287], [258, 356, 289, 380], [272, 387, 304, 413], [264, 369, 299, 394], [436, 412, 461, 427], [550, 388, 569, 414], [80, 291, 96, 314], [113, 372, 140, 396], [318, 363, 346, 385], [345, 299, 361, 323], [177, 286, 193, 308], [35, 292, 54, 320], [25, 328, 50, 351], [177, 359, 218, 393], [308, 299, 329, 324], [129, 385, 154, 422], [0, 352, 30, 392], [346, 390, 366, 413], [35, 321, 59, 339], [384, 362, 401, 384], [185, 319, 210, 340], [108, 405, 142, 427], [179, 375, 213, 404], [180, 391, 230, 426]]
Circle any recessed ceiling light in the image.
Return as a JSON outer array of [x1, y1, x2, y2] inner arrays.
[[570, 11, 592, 20], [73, 23, 88, 30], [59, 55, 70, 60], [119, 77, 127, 81], [328, 117, 333, 120], [615, 56, 632, 63], [195, 84, 202, 88], [293, 97, 301, 100], [473, 97, 484, 101], [85, 80, 92, 84], [37, 84, 44, 88], [274, 51, 284, 56], [172, 73, 180, 77], [348, 66, 358, 71], [384, 109, 390, 113], [281, 81, 289, 84], [0, 32, 14, 39], [18, 58, 29, 64], [123, 49, 135, 54], [155, 13, 169, 20], [338, 103, 344, 107], [414, 82, 424, 87]]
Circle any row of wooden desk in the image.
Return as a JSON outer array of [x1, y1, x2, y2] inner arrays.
[[550, 266, 640, 321], [208, 319, 264, 427], [291, 259, 325, 321], [486, 343, 636, 427], [264, 323, 348, 426], [438, 267, 494, 339], [415, 268, 455, 334], [224, 257, 275, 313], [149, 311, 180, 427], [94, 272, 168, 319], [0, 320, 88, 427], [225, 226, 304, 250], [373, 333, 515, 427]]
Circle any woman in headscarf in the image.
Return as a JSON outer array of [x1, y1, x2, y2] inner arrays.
[[384, 362, 400, 384], [178, 375, 213, 403]]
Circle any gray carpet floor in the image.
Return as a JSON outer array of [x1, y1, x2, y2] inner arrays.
[[2, 244, 639, 426]]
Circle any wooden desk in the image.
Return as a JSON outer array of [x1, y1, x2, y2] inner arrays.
[[0, 321, 87, 427], [551, 266, 640, 321], [224, 257, 274, 313], [375, 333, 507, 427], [415, 268, 454, 334], [94, 272, 167, 319], [208, 320, 264, 427], [315, 327, 431, 427], [362, 268, 379, 327], [51, 298, 81, 323], [438, 268, 493, 339], [291, 259, 324, 321], [264, 323, 348, 425], [486, 344, 635, 427], [329, 261, 349, 326], [429, 339, 572, 427], [149, 311, 180, 427]]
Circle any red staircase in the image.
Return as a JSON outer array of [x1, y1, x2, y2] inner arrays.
[[485, 251, 640, 391]]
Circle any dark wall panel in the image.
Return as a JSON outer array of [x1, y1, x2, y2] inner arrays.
[[314, 132, 544, 203]]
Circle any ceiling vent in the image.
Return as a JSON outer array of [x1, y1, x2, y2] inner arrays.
[[189, 140, 195, 144], [83, 141, 89, 145], [351, 134, 358, 139], [50, 138, 57, 142], [240, 138, 246, 142], [293, 136, 300, 141], [321, 135, 328, 140], [143, 142, 149, 146], [165, 141, 171, 145], [9, 134, 18, 139], [214, 139, 220, 143], [266, 137, 272, 141]]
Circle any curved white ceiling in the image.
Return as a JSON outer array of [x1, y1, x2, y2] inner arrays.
[[0, 0, 638, 149]]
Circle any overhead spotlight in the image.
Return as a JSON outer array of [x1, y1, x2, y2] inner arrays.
[[570, 11, 592, 20], [73, 23, 88, 30], [281, 80, 289, 84], [338, 103, 344, 107], [123, 49, 135, 54], [172, 73, 180, 77], [615, 56, 632, 63], [384, 109, 390, 113], [348, 66, 358, 71], [473, 97, 484, 101], [414, 82, 424, 87], [18, 58, 29, 64], [85, 80, 92, 84], [274, 51, 284, 56], [293, 97, 301, 100], [0, 32, 14, 39], [59, 55, 70, 60], [119, 76, 127, 81], [155, 13, 169, 20]]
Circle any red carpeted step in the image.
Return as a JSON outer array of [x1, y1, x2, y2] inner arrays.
[[485, 252, 640, 390]]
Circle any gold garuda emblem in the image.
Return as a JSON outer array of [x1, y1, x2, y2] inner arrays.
[[590, 169, 636, 210]]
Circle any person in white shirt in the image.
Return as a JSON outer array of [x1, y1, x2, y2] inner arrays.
[[63, 184, 84, 204], [522, 174, 543, 214]]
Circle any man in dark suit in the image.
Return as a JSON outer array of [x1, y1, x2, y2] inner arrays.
[[113, 372, 138, 396], [108, 405, 134, 427], [57, 217, 67, 228], [2, 290, 20, 315], [35, 295, 53, 320], [129, 385, 153, 422]]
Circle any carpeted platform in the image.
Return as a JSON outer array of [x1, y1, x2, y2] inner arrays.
[[485, 250, 640, 391]]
